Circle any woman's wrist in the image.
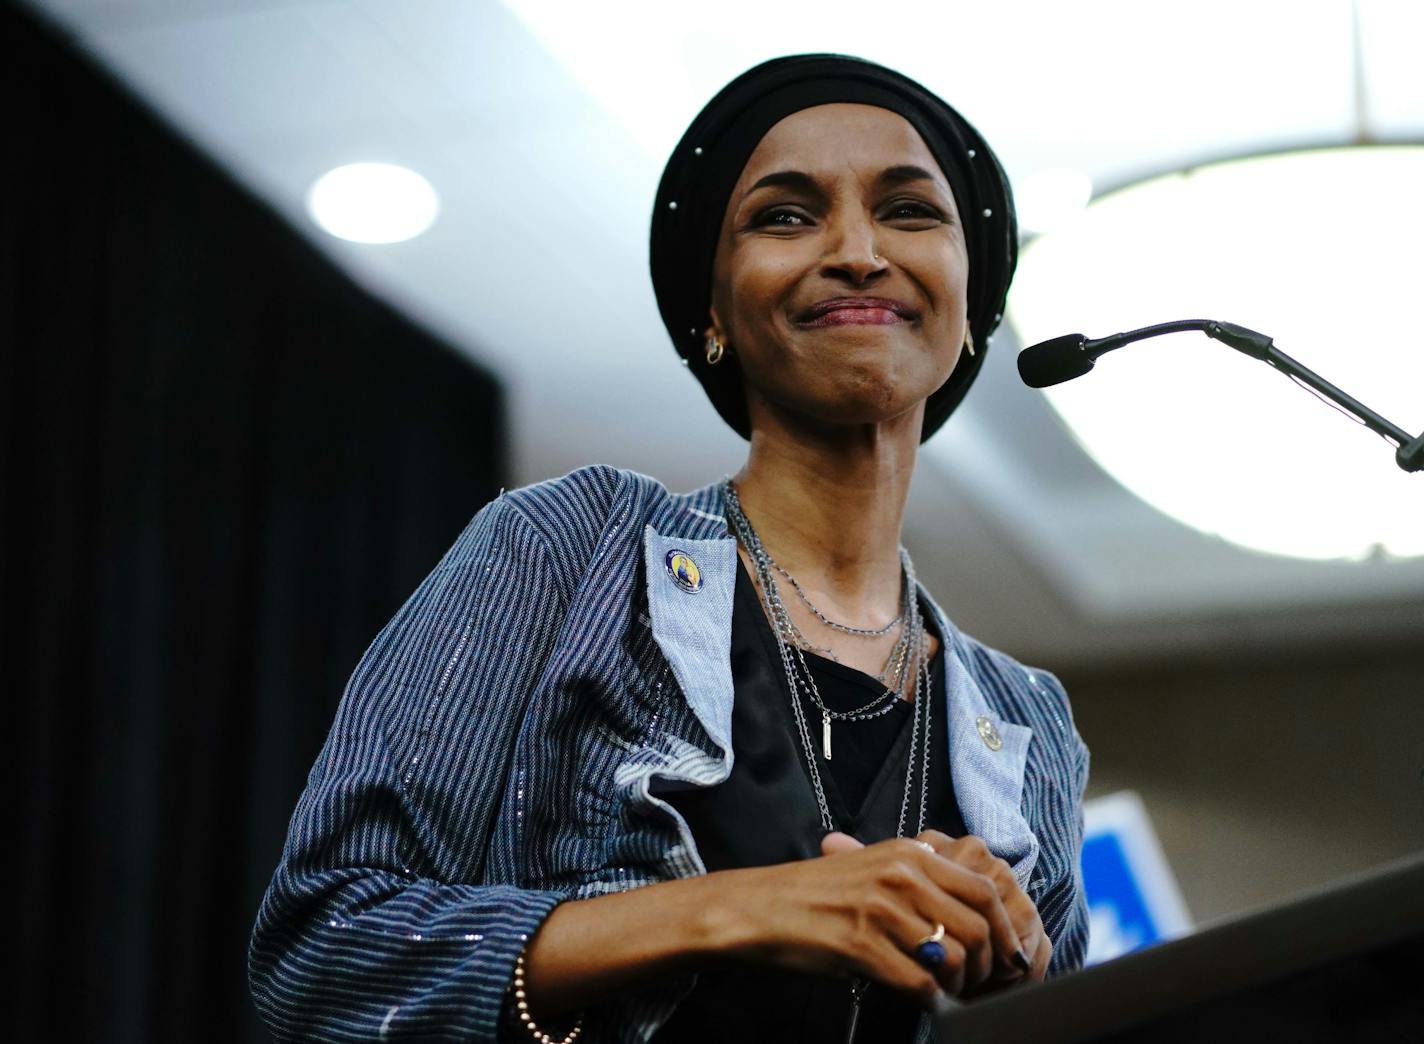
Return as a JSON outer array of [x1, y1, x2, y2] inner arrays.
[[509, 950, 584, 1044], [519, 869, 756, 1017], [687, 865, 775, 960]]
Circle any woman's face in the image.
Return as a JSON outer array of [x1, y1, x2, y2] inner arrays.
[[709, 102, 969, 437]]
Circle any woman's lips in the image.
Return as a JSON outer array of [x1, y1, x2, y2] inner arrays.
[[795, 297, 918, 327], [801, 306, 906, 326]]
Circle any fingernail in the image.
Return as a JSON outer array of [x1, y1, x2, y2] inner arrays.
[[1013, 947, 1032, 974]]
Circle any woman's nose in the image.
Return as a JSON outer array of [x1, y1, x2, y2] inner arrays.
[[821, 214, 888, 285]]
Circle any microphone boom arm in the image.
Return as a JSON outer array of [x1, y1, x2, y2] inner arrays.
[[1021, 319, 1424, 473]]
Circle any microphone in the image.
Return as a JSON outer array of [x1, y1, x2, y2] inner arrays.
[[1015, 318, 1424, 473], [1017, 320, 1274, 389], [1016, 333, 1096, 388]]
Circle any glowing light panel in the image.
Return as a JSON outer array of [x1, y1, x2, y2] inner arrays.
[[1009, 146, 1424, 561]]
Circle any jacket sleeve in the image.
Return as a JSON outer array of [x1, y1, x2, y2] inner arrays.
[[248, 496, 573, 1042], [1040, 684, 1091, 977]]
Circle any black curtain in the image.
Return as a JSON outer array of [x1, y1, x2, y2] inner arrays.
[[6, 7, 508, 1041]]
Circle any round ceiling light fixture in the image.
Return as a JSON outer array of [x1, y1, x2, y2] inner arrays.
[[1008, 145, 1424, 562], [306, 162, 439, 244]]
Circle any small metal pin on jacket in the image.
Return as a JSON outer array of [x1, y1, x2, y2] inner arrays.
[[665, 549, 703, 593], [976, 715, 1003, 751]]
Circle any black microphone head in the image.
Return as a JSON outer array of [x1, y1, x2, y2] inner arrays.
[[1017, 334, 1094, 388]]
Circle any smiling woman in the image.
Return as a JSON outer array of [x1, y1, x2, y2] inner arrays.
[[249, 54, 1089, 1044], [708, 104, 969, 441]]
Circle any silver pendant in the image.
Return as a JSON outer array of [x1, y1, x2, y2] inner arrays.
[[844, 979, 867, 1044], [823, 712, 832, 760]]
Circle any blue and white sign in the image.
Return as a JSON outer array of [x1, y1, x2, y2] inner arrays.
[[1081, 790, 1193, 965]]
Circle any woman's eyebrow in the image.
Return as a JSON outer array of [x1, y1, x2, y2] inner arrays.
[[741, 169, 822, 201], [876, 164, 947, 192], [738, 164, 948, 208]]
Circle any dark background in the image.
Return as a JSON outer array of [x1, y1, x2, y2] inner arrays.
[[7, 7, 506, 1041]]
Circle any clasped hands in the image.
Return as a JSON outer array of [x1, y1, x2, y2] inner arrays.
[[518, 828, 1050, 1019], [729, 829, 1050, 1005]]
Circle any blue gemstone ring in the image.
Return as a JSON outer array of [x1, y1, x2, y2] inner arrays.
[[914, 923, 947, 967]]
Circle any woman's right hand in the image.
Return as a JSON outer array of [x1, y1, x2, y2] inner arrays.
[[709, 834, 1031, 1004], [521, 833, 1033, 1018]]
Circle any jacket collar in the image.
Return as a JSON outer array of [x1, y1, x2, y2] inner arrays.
[[643, 480, 1040, 883]]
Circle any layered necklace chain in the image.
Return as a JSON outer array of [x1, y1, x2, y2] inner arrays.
[[721, 479, 933, 839], [772, 560, 904, 638]]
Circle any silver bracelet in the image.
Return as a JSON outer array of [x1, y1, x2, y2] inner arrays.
[[510, 951, 584, 1044]]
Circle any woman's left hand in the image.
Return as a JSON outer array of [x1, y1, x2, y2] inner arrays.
[[822, 830, 1050, 991]]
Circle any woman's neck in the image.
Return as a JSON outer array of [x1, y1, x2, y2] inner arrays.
[[730, 410, 919, 620]]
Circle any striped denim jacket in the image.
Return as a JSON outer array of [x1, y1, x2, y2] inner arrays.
[[248, 465, 1090, 1042]]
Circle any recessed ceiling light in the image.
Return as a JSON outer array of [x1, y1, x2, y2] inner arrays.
[[1009, 146, 1424, 562], [306, 162, 439, 244]]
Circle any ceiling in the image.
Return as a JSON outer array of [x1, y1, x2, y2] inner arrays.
[[24, 0, 1424, 666]]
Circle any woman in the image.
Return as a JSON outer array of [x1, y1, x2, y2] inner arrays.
[[249, 54, 1089, 1043]]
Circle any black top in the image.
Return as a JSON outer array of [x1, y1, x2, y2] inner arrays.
[[651, 561, 964, 1043]]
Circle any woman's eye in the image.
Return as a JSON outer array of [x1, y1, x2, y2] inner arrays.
[[884, 200, 943, 222], [753, 207, 810, 228]]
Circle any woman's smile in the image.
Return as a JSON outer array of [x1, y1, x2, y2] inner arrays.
[[795, 295, 920, 328]]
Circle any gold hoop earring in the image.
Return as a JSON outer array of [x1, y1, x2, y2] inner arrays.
[[706, 335, 725, 366], [963, 328, 975, 357]]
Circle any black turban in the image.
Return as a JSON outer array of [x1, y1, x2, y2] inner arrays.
[[649, 53, 1017, 442]]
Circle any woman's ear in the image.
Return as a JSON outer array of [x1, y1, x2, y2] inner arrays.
[[703, 307, 732, 366], [704, 305, 725, 347]]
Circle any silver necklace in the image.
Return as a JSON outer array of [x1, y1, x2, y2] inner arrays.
[[748, 556, 914, 723], [745, 528, 908, 750], [767, 555, 917, 682], [772, 560, 905, 637], [721, 480, 933, 839]]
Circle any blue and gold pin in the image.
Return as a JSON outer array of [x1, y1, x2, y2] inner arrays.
[[665, 549, 703, 593]]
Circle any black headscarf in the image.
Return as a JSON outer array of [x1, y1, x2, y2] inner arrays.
[[649, 53, 1017, 442]]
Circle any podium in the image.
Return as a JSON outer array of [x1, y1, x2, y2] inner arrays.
[[935, 852, 1424, 1043]]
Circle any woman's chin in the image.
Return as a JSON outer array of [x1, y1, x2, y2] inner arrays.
[[773, 390, 930, 437]]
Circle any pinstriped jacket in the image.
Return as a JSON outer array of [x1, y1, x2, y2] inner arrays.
[[248, 465, 1090, 1043]]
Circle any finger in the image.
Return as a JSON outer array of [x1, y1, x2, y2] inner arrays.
[[883, 859, 993, 990], [914, 829, 959, 854], [982, 879, 1041, 966], [820, 831, 865, 856], [913, 920, 973, 996], [943, 840, 1032, 937], [941, 835, 1011, 887], [918, 834, 1016, 903], [1012, 908, 1047, 966], [859, 852, 989, 993], [932, 834, 1002, 876], [929, 895, 995, 989], [1030, 931, 1052, 981], [908, 845, 1026, 976], [864, 932, 965, 1002], [916, 834, 1038, 967]]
